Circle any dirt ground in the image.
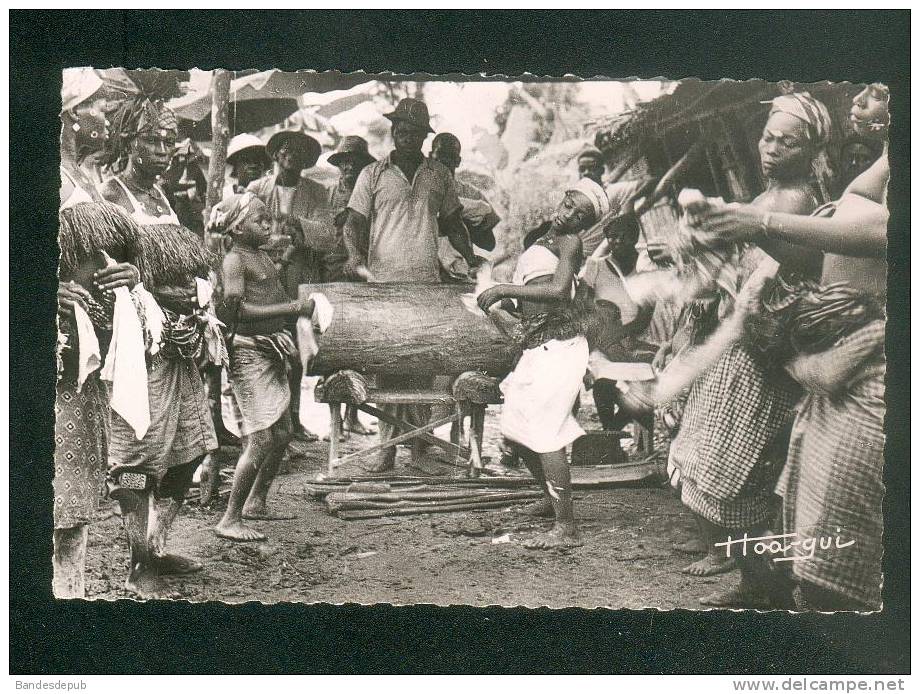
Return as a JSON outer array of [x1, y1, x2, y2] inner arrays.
[[84, 397, 739, 609]]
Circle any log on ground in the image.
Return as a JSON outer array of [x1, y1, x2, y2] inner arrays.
[[300, 282, 518, 377]]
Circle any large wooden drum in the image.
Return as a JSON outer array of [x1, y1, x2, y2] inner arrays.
[[299, 282, 518, 377]]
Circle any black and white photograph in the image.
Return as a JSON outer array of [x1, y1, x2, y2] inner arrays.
[[10, 9, 910, 682], [52, 67, 890, 611]]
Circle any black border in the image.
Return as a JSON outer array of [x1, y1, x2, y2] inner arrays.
[[10, 10, 910, 674]]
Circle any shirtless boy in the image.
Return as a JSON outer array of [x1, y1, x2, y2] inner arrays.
[[210, 193, 316, 541]]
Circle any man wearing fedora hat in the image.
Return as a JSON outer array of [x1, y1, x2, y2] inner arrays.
[[576, 145, 606, 187], [341, 97, 479, 471], [328, 135, 376, 231]]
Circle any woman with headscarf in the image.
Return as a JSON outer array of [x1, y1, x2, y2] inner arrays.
[[622, 91, 832, 608], [691, 84, 890, 611], [99, 91, 222, 597], [477, 177, 609, 549]]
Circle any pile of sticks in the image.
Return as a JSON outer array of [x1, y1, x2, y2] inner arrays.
[[324, 483, 543, 520]]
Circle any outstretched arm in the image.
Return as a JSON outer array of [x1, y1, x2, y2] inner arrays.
[[218, 252, 312, 325], [694, 197, 888, 260], [478, 235, 583, 310]]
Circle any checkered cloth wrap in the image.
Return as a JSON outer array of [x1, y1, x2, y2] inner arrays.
[[672, 343, 799, 529], [777, 320, 886, 609]]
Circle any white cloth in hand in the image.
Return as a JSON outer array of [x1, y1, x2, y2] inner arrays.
[[72, 303, 101, 392], [101, 285, 150, 439]]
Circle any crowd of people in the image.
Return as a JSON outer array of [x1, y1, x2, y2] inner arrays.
[[55, 72, 889, 611]]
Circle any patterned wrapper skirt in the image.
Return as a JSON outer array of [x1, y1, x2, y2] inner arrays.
[[671, 343, 797, 530], [777, 320, 886, 609], [108, 354, 217, 480], [225, 338, 291, 437], [54, 376, 108, 529]]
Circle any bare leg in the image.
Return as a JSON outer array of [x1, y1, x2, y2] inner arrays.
[[345, 405, 376, 435], [149, 457, 205, 574], [368, 414, 398, 473], [215, 430, 273, 541], [53, 525, 88, 599], [242, 415, 296, 521], [115, 489, 172, 597], [197, 452, 221, 507], [673, 513, 707, 554], [699, 523, 786, 608], [682, 515, 737, 576], [517, 445, 553, 518], [523, 448, 582, 549]]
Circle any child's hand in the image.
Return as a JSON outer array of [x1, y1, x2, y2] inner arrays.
[[57, 281, 91, 319], [94, 262, 140, 292]]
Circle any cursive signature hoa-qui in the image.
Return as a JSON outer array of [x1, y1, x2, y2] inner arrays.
[[713, 528, 855, 563]]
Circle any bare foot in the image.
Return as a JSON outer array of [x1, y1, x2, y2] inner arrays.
[[362, 459, 395, 474], [672, 537, 707, 554], [293, 427, 319, 443], [519, 498, 555, 518], [241, 500, 295, 521], [124, 563, 178, 599], [523, 524, 583, 550], [214, 520, 266, 542], [345, 420, 377, 436], [699, 584, 769, 609], [151, 553, 203, 575], [681, 554, 737, 577]]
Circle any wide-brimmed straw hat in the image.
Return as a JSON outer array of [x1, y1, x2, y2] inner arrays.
[[327, 135, 376, 168], [226, 133, 270, 167], [266, 130, 322, 167], [383, 98, 435, 133]]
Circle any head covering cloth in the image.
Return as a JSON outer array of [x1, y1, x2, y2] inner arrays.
[[207, 192, 263, 236], [101, 95, 178, 173], [567, 177, 610, 224], [768, 92, 833, 149]]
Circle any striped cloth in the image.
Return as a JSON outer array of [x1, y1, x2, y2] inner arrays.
[[672, 343, 799, 529], [777, 320, 886, 609]]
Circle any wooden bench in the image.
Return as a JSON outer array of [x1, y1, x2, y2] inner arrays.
[[315, 371, 503, 478]]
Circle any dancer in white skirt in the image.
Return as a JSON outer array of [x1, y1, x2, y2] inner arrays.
[[478, 177, 609, 548]]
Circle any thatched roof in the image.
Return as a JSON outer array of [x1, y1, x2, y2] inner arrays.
[[594, 79, 862, 162]]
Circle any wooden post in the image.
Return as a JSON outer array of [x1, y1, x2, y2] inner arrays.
[[328, 403, 342, 475], [203, 69, 231, 251]]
